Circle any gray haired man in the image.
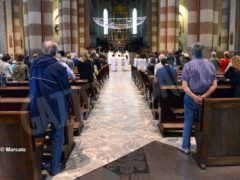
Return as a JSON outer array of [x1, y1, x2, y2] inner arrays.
[[30, 41, 71, 176], [179, 42, 217, 154]]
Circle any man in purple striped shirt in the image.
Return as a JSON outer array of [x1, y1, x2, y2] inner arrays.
[[179, 42, 217, 154]]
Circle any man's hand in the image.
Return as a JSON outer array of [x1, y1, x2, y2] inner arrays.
[[194, 96, 203, 105]]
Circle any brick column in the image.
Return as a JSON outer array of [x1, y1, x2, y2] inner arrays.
[[166, 0, 179, 51], [42, 0, 54, 41], [23, 0, 42, 55], [159, 0, 167, 52], [78, 0, 86, 52], [59, 0, 71, 52], [187, 0, 199, 49], [59, 0, 79, 53], [151, 0, 158, 52], [158, 0, 179, 52], [23, 0, 53, 55], [220, 0, 230, 51], [12, 0, 23, 54], [71, 0, 78, 52], [199, 0, 218, 50]]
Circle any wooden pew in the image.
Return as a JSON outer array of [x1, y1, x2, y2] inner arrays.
[[158, 85, 233, 136], [0, 97, 76, 165], [5, 79, 89, 87], [0, 111, 44, 180], [0, 86, 29, 97], [3, 79, 92, 121], [0, 97, 79, 165], [195, 98, 240, 169], [148, 76, 159, 119], [71, 86, 84, 135], [0, 86, 85, 133]]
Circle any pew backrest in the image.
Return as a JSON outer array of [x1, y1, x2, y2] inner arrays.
[[0, 111, 43, 179], [195, 98, 240, 168]]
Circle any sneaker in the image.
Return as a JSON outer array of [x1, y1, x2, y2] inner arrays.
[[177, 145, 190, 155]]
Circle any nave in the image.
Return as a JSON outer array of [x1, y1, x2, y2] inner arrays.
[[54, 70, 185, 180]]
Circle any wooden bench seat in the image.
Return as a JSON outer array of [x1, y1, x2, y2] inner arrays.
[[0, 111, 44, 180], [0, 98, 75, 165], [0, 86, 85, 134], [158, 85, 233, 137]]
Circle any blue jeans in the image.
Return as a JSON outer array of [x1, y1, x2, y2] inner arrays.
[[50, 125, 65, 175], [182, 94, 202, 149]]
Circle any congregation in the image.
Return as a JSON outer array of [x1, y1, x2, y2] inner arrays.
[[133, 46, 240, 98], [1, 40, 240, 178], [1, 0, 240, 179]]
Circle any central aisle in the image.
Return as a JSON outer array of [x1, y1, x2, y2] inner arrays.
[[55, 70, 182, 180]]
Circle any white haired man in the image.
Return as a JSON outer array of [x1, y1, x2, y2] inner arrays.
[[30, 41, 71, 176]]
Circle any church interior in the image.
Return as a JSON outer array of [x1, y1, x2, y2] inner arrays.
[[0, 0, 240, 179]]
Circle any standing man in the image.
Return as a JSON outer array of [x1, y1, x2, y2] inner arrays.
[[30, 41, 71, 176], [179, 42, 217, 154]]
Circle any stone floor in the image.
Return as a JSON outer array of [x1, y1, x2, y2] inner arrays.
[[53, 68, 195, 180]]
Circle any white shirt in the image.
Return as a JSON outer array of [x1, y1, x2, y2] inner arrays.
[[59, 61, 76, 80], [0, 60, 13, 78], [154, 62, 163, 75], [137, 58, 147, 71]]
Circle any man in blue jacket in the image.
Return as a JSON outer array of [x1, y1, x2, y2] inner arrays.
[[30, 41, 71, 176]]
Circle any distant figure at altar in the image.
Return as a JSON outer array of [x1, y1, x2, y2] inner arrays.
[[124, 50, 129, 59], [124, 55, 129, 71], [110, 53, 116, 71], [107, 50, 113, 64]]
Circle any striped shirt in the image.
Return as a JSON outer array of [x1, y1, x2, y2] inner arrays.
[[182, 58, 216, 94]]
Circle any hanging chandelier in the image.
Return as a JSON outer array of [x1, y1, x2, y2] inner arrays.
[[93, 17, 147, 30]]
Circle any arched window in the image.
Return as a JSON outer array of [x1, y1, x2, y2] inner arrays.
[[103, 9, 108, 35], [132, 8, 137, 35]]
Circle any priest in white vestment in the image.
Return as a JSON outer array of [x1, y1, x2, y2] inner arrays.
[[107, 51, 113, 64], [110, 54, 116, 71], [124, 55, 129, 71]]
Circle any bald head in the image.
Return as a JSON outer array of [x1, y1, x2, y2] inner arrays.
[[159, 54, 166, 61], [168, 50, 173, 55], [42, 41, 59, 56]]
